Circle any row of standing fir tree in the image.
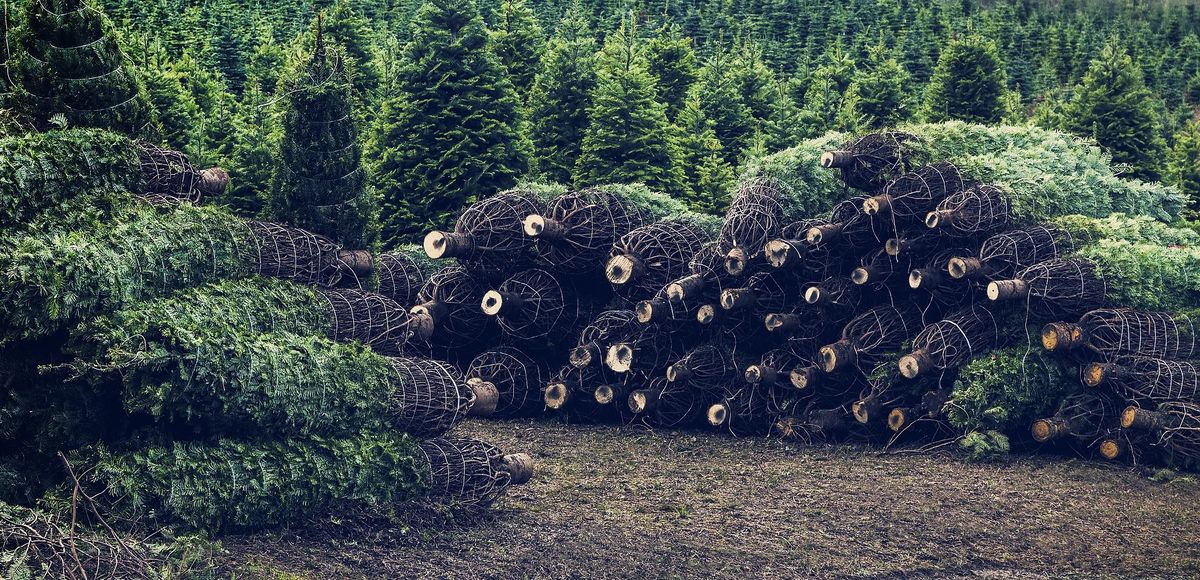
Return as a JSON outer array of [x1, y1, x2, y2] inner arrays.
[[17, 0, 1200, 250]]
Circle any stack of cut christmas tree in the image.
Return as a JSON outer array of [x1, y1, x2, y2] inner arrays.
[[0, 127, 534, 533], [404, 121, 1198, 469]]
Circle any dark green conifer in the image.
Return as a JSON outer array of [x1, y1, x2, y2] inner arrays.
[[646, 24, 698, 120], [491, 0, 543, 98], [922, 35, 1007, 124], [527, 5, 596, 184]]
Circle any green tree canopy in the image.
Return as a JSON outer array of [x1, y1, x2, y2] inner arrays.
[[922, 35, 1007, 124], [491, 0, 544, 99], [527, 5, 596, 184], [369, 0, 529, 246], [646, 24, 698, 120], [838, 42, 911, 131]]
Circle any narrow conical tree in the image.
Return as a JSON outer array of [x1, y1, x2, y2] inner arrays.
[[270, 26, 376, 248], [695, 47, 755, 166], [491, 0, 543, 98], [7, 0, 157, 135], [646, 24, 698, 120], [527, 5, 596, 184], [370, 0, 529, 246], [1067, 40, 1166, 180], [838, 43, 911, 131], [922, 35, 1007, 124], [224, 84, 276, 217], [320, 0, 383, 100], [1167, 119, 1200, 211], [675, 93, 734, 215], [575, 16, 684, 195]]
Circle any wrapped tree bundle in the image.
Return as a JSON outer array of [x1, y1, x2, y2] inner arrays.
[[1121, 402, 1200, 469], [78, 278, 413, 361], [409, 265, 495, 354], [102, 329, 482, 438], [604, 319, 695, 375], [907, 247, 977, 310], [737, 131, 849, 219], [851, 248, 913, 289], [1043, 308, 1199, 360], [948, 225, 1077, 282], [568, 309, 639, 370], [666, 344, 743, 393], [78, 434, 530, 532], [544, 363, 629, 422], [719, 270, 807, 318], [745, 345, 810, 391], [0, 205, 357, 343], [1083, 356, 1200, 405], [774, 407, 856, 442], [985, 258, 1107, 319], [465, 347, 554, 417], [606, 215, 720, 300], [899, 305, 1012, 379], [804, 196, 888, 251], [818, 304, 922, 374], [763, 218, 837, 274], [0, 129, 227, 227], [945, 347, 1076, 460], [763, 304, 830, 343], [1031, 391, 1118, 445], [925, 184, 1012, 238], [804, 276, 862, 316], [863, 163, 966, 227], [481, 268, 595, 349], [718, 177, 791, 276], [524, 184, 682, 274], [819, 131, 916, 191], [652, 243, 744, 321], [628, 376, 705, 428], [706, 380, 791, 435], [423, 189, 545, 278], [376, 245, 439, 307]]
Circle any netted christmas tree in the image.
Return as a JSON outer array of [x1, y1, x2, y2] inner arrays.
[[6, 0, 156, 135], [269, 25, 376, 249]]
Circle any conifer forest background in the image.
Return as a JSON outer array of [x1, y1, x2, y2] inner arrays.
[[7, 0, 1197, 249]]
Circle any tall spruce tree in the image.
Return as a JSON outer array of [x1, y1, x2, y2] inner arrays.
[[270, 28, 376, 248], [370, 0, 529, 246], [8, 0, 157, 136], [1167, 119, 1200, 211], [922, 35, 1007, 124], [527, 5, 596, 184], [491, 0, 544, 98], [224, 84, 276, 217], [695, 47, 755, 166], [838, 42, 910, 130], [576, 16, 684, 196], [675, 93, 734, 215], [646, 24, 698, 120], [1067, 40, 1166, 180], [321, 0, 383, 100]]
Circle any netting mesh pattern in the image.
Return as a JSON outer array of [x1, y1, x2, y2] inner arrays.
[[249, 221, 347, 287], [376, 250, 432, 307], [826, 304, 922, 371], [929, 184, 1011, 237], [135, 142, 206, 203], [1012, 258, 1108, 319], [719, 177, 786, 256], [318, 288, 413, 356], [1149, 402, 1200, 463], [1099, 356, 1200, 404], [909, 305, 1001, 371], [974, 225, 1074, 280], [410, 265, 492, 351], [466, 347, 550, 417], [530, 187, 644, 274], [874, 162, 965, 224], [490, 268, 585, 345], [419, 437, 512, 507], [388, 357, 475, 436], [440, 190, 543, 276], [1073, 309, 1198, 360], [667, 344, 738, 392], [608, 219, 713, 300], [632, 376, 702, 428], [826, 131, 916, 191]]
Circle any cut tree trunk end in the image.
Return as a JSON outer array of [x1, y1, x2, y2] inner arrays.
[[501, 453, 535, 485], [851, 267, 874, 285], [423, 230, 473, 259], [570, 344, 600, 369], [593, 384, 620, 405], [764, 239, 807, 269], [408, 306, 438, 340], [466, 378, 500, 417], [947, 257, 984, 280], [605, 343, 636, 373], [820, 340, 856, 373], [720, 288, 758, 311], [707, 403, 730, 426], [1081, 362, 1111, 388], [806, 223, 843, 245], [605, 254, 646, 285], [480, 290, 523, 316], [1031, 417, 1070, 443], [666, 362, 691, 384], [725, 246, 750, 277], [898, 351, 935, 379], [925, 210, 954, 230], [1098, 439, 1127, 460], [627, 389, 660, 414], [696, 304, 718, 325], [908, 268, 942, 290], [744, 364, 779, 386], [862, 194, 892, 216], [790, 366, 820, 390], [635, 299, 668, 324], [522, 214, 568, 240], [1121, 406, 1164, 431], [666, 274, 706, 301], [543, 381, 572, 410], [820, 150, 855, 169], [852, 397, 882, 425], [987, 279, 1029, 302], [1041, 322, 1085, 352], [888, 407, 915, 432]]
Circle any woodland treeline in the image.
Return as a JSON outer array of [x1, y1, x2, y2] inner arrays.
[[4, 0, 1200, 249]]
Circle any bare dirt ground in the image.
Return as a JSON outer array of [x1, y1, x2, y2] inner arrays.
[[221, 419, 1200, 579]]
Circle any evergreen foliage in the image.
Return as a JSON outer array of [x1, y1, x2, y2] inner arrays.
[[575, 16, 684, 195], [1067, 40, 1167, 180], [527, 5, 596, 184], [737, 130, 848, 217], [838, 43, 910, 131], [491, 0, 544, 98], [370, 0, 529, 247], [6, 0, 157, 136], [269, 33, 376, 248], [695, 47, 754, 165], [1167, 119, 1200, 211], [81, 432, 429, 531], [645, 25, 697, 120], [675, 94, 735, 214], [922, 35, 1008, 124], [1074, 239, 1200, 312]]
